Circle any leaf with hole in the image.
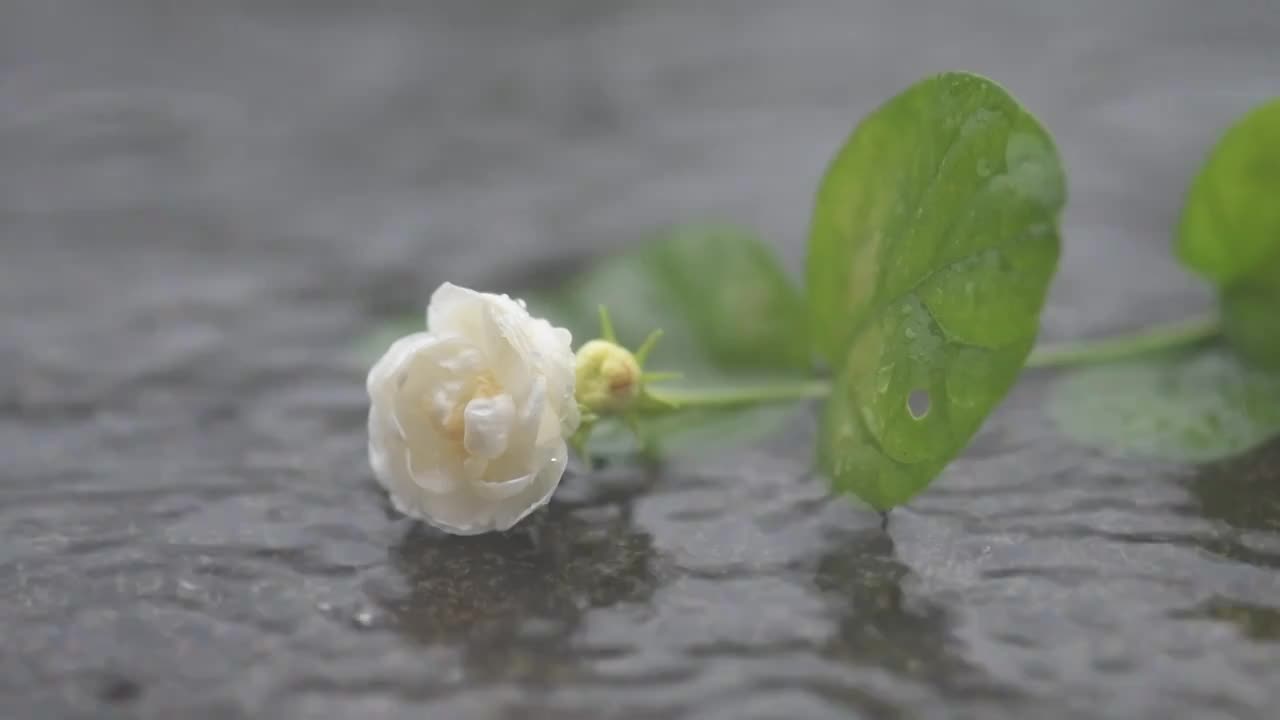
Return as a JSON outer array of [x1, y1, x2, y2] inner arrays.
[[808, 72, 1065, 510], [1178, 97, 1280, 368], [1049, 349, 1280, 463]]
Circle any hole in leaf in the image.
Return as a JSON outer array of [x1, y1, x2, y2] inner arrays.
[[907, 389, 931, 420]]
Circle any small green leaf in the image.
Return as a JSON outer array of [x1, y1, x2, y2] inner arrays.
[[1177, 97, 1280, 368], [529, 224, 812, 456], [1048, 348, 1280, 462], [1221, 264, 1280, 368], [808, 72, 1065, 509], [531, 223, 811, 377]]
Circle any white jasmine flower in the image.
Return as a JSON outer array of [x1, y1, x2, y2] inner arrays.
[[366, 283, 579, 534]]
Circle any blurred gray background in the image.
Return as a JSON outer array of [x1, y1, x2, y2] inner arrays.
[[1, 1, 1278, 719]]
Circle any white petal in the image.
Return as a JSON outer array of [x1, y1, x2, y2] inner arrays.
[[469, 471, 537, 501], [388, 342, 470, 454], [367, 407, 400, 492], [478, 298, 540, 397], [414, 442, 568, 535], [370, 404, 456, 496], [487, 443, 568, 528], [463, 393, 516, 460], [519, 376, 547, 430], [365, 332, 435, 398], [472, 378, 544, 483], [437, 347, 484, 374], [463, 455, 488, 479], [426, 282, 484, 336], [527, 320, 579, 434], [404, 444, 458, 493]]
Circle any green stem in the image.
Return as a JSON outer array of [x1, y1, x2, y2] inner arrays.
[[647, 379, 831, 409], [1024, 313, 1221, 369], [643, 314, 1221, 410]]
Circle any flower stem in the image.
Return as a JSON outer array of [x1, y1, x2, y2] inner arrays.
[[643, 314, 1221, 410], [1024, 313, 1221, 369], [647, 379, 831, 409]]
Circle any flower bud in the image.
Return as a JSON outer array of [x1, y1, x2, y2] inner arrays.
[[574, 339, 642, 413]]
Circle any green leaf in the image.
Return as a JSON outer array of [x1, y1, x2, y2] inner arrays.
[[1221, 264, 1280, 368], [530, 224, 812, 457], [807, 72, 1065, 509], [529, 223, 811, 377], [1048, 348, 1280, 463], [1177, 97, 1280, 368]]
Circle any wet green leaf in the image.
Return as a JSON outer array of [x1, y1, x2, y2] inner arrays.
[[1178, 97, 1280, 368], [1221, 269, 1280, 369], [530, 224, 812, 457], [808, 72, 1065, 509], [529, 223, 811, 377], [1049, 349, 1280, 463]]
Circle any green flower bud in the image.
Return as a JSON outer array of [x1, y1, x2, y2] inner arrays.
[[574, 339, 642, 414]]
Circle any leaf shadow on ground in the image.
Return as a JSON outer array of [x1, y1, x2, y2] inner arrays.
[[1189, 436, 1280, 535], [812, 527, 1019, 708], [1175, 438, 1280, 642], [1181, 436, 1280, 570]]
